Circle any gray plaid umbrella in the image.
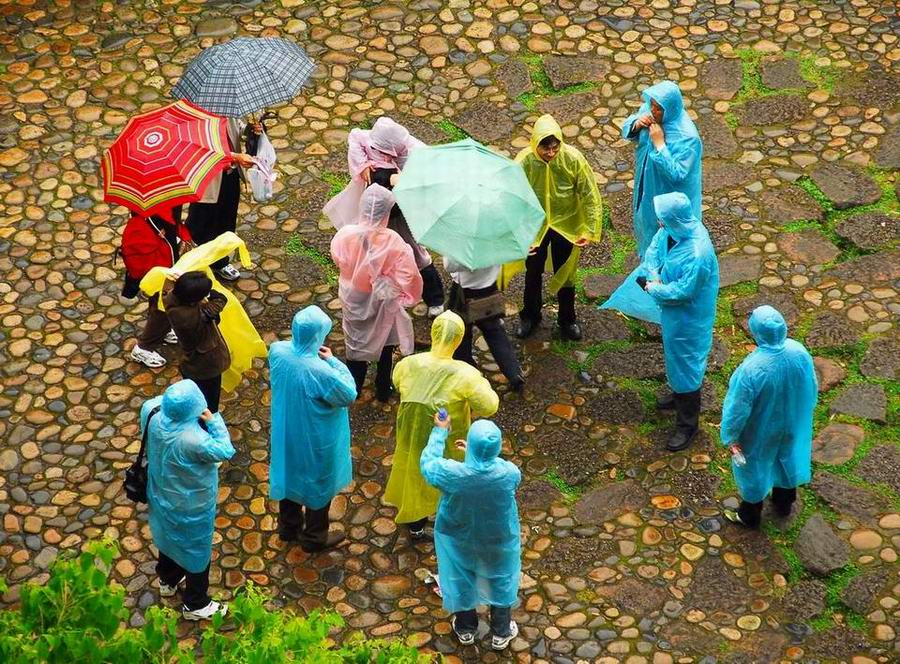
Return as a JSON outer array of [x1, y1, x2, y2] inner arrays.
[[172, 37, 315, 118]]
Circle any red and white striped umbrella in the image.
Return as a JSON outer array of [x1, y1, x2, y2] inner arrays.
[[101, 100, 231, 219]]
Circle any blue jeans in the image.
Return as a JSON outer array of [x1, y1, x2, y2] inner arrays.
[[454, 605, 512, 637]]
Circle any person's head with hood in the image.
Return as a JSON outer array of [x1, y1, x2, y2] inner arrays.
[[464, 419, 502, 471], [653, 191, 699, 240], [358, 183, 395, 228], [369, 117, 410, 159], [748, 305, 787, 351], [290, 305, 333, 357], [430, 310, 466, 359], [530, 114, 563, 163], [162, 379, 208, 422], [641, 80, 685, 126]]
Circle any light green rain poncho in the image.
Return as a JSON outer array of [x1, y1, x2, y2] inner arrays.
[[499, 114, 603, 291]]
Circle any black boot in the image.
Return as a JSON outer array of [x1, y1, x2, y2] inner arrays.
[[667, 389, 701, 452], [656, 391, 676, 410]]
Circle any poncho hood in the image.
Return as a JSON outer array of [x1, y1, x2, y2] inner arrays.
[[369, 117, 410, 157], [654, 191, 698, 241], [464, 419, 502, 470], [430, 310, 465, 359], [529, 114, 564, 158], [642, 80, 685, 124], [358, 183, 395, 228], [749, 305, 788, 350], [291, 305, 332, 356], [161, 379, 208, 422]]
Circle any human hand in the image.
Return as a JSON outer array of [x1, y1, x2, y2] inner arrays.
[[231, 152, 255, 168], [389, 172, 400, 187], [634, 113, 654, 130], [200, 409, 214, 422], [433, 410, 451, 429], [729, 444, 743, 456], [573, 237, 589, 248], [251, 121, 263, 135], [527, 245, 539, 256], [649, 123, 665, 150], [454, 439, 467, 452], [318, 346, 333, 361], [360, 166, 372, 185]]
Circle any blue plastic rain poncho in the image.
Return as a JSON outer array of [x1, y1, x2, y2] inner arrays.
[[720, 306, 818, 503], [384, 311, 499, 523], [644, 192, 719, 393], [622, 81, 703, 257], [421, 419, 521, 613], [268, 306, 357, 509], [143, 379, 235, 573]]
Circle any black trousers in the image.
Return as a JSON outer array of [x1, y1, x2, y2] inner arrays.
[[157, 552, 210, 611], [420, 264, 445, 308], [278, 499, 331, 546], [522, 228, 576, 326], [448, 283, 522, 384], [455, 605, 512, 637], [187, 169, 241, 270], [738, 487, 797, 527], [183, 372, 223, 414], [346, 345, 394, 401], [674, 389, 701, 435]]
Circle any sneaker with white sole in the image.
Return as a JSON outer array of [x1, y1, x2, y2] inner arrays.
[[164, 330, 178, 344], [216, 264, 241, 281], [159, 576, 185, 597], [182, 601, 228, 621], [131, 345, 166, 368], [451, 616, 476, 646], [491, 621, 518, 651], [427, 305, 444, 317]]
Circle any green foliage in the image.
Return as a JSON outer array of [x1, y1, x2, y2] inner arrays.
[[0, 541, 429, 664], [793, 53, 843, 93], [435, 119, 468, 142], [283, 236, 338, 285], [598, 230, 637, 276], [322, 171, 351, 198], [515, 51, 599, 111]]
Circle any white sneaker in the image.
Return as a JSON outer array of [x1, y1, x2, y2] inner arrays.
[[164, 330, 178, 344], [182, 600, 228, 621], [216, 264, 241, 281], [491, 621, 518, 651], [427, 305, 444, 317], [159, 576, 185, 597], [131, 345, 166, 368], [451, 616, 476, 646]]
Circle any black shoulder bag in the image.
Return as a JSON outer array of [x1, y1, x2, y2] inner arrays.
[[124, 405, 161, 504]]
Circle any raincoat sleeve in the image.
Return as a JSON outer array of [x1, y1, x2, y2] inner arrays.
[[388, 244, 424, 307], [647, 136, 701, 184], [575, 155, 603, 242], [420, 426, 457, 492], [467, 375, 500, 418], [320, 357, 358, 407], [646, 253, 704, 305], [720, 366, 756, 446], [347, 129, 372, 179], [621, 109, 645, 140], [183, 413, 235, 464], [642, 229, 665, 275]]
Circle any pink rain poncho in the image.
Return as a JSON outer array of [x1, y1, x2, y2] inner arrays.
[[323, 117, 432, 268], [330, 184, 423, 362]]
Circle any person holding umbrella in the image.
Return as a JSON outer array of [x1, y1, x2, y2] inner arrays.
[[324, 117, 446, 316], [330, 184, 423, 402], [512, 114, 603, 342]]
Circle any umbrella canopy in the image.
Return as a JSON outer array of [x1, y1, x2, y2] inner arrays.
[[394, 139, 545, 270], [101, 100, 231, 220], [172, 37, 315, 118]]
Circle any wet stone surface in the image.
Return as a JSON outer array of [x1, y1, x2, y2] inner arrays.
[[809, 163, 882, 210]]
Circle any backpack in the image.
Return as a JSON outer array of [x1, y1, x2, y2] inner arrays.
[[123, 405, 160, 504], [119, 216, 175, 281]]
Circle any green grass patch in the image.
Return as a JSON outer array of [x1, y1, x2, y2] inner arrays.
[[545, 470, 583, 502], [321, 171, 350, 198], [792, 52, 843, 93], [515, 51, 599, 111], [435, 119, 468, 142], [284, 235, 338, 285]]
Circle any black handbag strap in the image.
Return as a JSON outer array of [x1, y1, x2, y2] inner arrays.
[[137, 405, 161, 464]]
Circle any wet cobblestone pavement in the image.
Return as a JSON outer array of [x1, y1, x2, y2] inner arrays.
[[0, 0, 898, 662]]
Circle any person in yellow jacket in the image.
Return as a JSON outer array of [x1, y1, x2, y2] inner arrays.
[[510, 114, 603, 341], [384, 311, 499, 539]]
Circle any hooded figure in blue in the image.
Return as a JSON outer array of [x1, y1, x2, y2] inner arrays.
[[421, 416, 522, 648], [143, 379, 234, 612], [268, 305, 357, 552], [622, 80, 703, 258], [643, 191, 719, 452], [720, 306, 818, 528]]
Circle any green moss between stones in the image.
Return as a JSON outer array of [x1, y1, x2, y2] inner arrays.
[[284, 235, 338, 285], [321, 171, 350, 198], [544, 470, 583, 503], [435, 119, 468, 142], [515, 51, 600, 112]]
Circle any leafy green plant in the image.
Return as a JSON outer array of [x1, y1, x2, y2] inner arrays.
[[0, 541, 429, 664]]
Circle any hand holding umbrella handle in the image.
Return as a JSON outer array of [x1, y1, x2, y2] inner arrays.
[[230, 152, 255, 169]]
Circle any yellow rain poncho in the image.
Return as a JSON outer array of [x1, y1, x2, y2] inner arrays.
[[384, 311, 499, 524], [499, 115, 603, 291], [140, 232, 267, 392]]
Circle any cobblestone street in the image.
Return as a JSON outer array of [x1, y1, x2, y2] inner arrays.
[[0, 0, 898, 661]]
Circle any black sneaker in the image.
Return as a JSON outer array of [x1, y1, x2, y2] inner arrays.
[[559, 322, 582, 341], [451, 616, 476, 646], [516, 317, 539, 339], [666, 427, 697, 452]]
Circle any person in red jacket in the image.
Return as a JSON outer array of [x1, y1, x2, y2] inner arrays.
[[121, 206, 189, 368]]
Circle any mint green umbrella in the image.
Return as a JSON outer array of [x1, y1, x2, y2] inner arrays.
[[393, 138, 545, 270]]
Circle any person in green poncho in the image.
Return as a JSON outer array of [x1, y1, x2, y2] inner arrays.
[[383, 311, 499, 539], [506, 114, 603, 341]]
